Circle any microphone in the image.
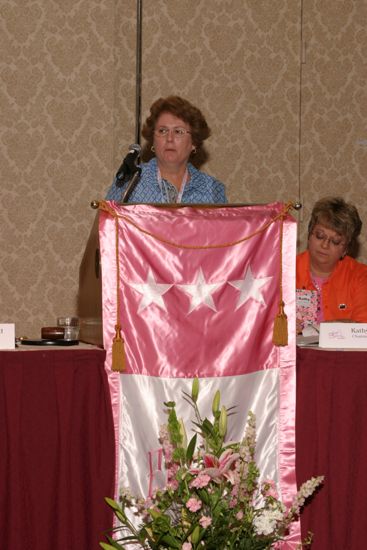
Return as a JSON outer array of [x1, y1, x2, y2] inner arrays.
[[115, 144, 141, 186]]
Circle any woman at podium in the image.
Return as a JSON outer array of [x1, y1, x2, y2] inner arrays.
[[106, 96, 227, 204], [296, 196, 367, 330]]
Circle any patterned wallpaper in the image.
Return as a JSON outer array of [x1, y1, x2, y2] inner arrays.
[[298, 0, 367, 254], [1, 0, 366, 336]]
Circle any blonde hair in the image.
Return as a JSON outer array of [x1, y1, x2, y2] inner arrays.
[[308, 196, 362, 254]]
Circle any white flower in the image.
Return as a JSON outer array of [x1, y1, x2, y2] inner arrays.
[[253, 506, 285, 536], [291, 476, 324, 514]]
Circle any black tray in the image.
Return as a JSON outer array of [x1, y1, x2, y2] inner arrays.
[[20, 339, 79, 346]]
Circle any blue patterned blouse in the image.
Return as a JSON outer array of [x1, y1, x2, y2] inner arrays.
[[105, 157, 227, 204]]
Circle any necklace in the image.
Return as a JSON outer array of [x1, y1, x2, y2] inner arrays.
[[157, 167, 189, 203]]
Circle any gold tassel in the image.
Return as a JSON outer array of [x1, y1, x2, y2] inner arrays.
[[272, 300, 288, 346], [112, 325, 125, 372]]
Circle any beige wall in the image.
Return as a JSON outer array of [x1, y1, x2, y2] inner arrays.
[[1, 1, 366, 336]]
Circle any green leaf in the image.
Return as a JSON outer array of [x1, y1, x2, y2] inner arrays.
[[201, 418, 215, 436], [159, 533, 181, 548], [99, 542, 123, 550], [191, 525, 201, 544], [186, 434, 197, 463], [104, 497, 121, 512], [197, 488, 210, 505], [149, 509, 162, 520], [115, 510, 126, 523]]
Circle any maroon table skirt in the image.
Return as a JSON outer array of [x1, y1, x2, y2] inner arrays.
[[296, 347, 367, 550], [2, 346, 366, 549], [0, 348, 115, 550]]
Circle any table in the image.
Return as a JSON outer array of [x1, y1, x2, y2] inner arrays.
[[2, 345, 365, 549], [0, 346, 115, 550], [296, 347, 367, 550]]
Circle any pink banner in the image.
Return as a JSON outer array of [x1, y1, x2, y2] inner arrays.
[[99, 202, 299, 546]]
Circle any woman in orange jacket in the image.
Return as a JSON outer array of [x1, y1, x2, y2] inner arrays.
[[296, 197, 367, 330]]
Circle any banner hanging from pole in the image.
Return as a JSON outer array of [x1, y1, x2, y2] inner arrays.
[[99, 201, 299, 548]]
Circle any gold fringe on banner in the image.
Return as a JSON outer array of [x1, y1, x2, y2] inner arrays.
[[99, 200, 295, 359]]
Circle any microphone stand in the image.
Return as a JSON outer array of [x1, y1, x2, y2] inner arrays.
[[121, 0, 143, 203], [121, 165, 142, 203]]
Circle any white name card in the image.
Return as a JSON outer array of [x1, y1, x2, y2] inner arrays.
[[0, 323, 15, 349], [319, 322, 367, 349]]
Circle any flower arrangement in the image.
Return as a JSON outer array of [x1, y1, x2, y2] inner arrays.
[[101, 379, 323, 550]]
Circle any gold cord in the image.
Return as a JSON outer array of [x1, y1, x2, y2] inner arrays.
[[98, 201, 295, 250], [272, 212, 288, 346]]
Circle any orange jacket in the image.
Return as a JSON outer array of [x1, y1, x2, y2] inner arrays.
[[296, 250, 367, 322]]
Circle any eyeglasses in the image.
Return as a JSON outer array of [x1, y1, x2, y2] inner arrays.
[[311, 230, 345, 248], [154, 127, 192, 138]]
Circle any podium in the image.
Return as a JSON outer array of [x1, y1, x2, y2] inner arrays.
[[77, 212, 103, 346]]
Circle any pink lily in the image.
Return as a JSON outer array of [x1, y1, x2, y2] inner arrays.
[[202, 449, 240, 481]]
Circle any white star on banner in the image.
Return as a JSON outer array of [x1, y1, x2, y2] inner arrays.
[[129, 268, 173, 312], [177, 267, 222, 313], [229, 266, 272, 310]]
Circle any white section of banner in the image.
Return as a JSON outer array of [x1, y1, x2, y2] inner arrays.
[[118, 370, 279, 499]]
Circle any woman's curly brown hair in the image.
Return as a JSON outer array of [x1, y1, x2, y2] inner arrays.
[[141, 96, 211, 168]]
